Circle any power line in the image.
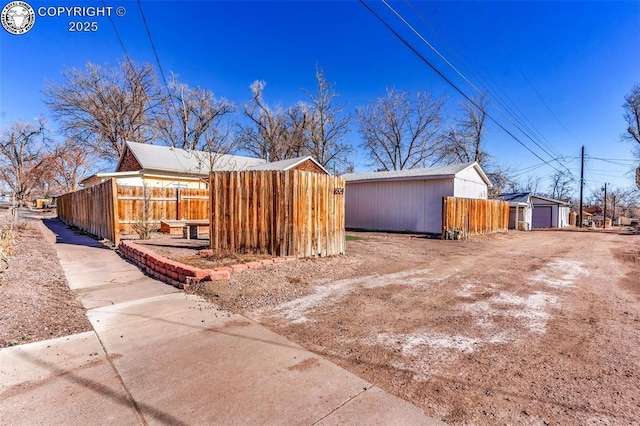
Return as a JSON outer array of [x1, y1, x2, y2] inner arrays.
[[404, 0, 563, 161], [471, 0, 581, 145], [359, 0, 568, 175], [102, 0, 134, 66], [137, 0, 181, 120]]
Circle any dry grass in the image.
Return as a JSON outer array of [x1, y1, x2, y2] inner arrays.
[[0, 210, 92, 347], [0, 214, 17, 272]]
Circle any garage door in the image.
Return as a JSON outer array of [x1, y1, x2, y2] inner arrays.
[[532, 206, 553, 228]]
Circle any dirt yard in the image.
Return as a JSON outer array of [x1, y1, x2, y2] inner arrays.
[[0, 209, 91, 348], [191, 228, 640, 425], [1, 210, 638, 424]]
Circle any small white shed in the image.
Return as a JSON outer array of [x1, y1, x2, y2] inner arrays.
[[498, 193, 533, 231], [343, 162, 491, 234], [530, 195, 571, 228]]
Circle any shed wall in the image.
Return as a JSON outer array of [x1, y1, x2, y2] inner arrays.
[[453, 167, 489, 199], [558, 206, 570, 227], [345, 178, 454, 233]]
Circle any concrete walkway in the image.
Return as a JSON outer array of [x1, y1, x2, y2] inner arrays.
[[0, 218, 445, 425]]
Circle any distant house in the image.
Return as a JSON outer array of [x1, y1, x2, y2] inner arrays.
[[580, 211, 594, 226], [80, 141, 328, 188], [530, 195, 571, 228], [498, 193, 571, 229], [342, 162, 491, 234], [498, 193, 533, 230]]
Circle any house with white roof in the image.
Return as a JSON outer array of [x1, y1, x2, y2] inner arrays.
[[498, 192, 571, 229], [342, 162, 492, 234], [80, 141, 328, 188]]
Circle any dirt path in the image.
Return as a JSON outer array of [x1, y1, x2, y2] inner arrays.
[[198, 229, 639, 425]]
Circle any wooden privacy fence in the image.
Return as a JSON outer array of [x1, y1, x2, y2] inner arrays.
[[117, 185, 208, 233], [57, 179, 119, 245], [210, 170, 345, 258], [442, 196, 509, 239], [57, 180, 210, 244]]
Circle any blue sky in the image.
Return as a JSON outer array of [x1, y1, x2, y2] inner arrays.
[[1, 0, 639, 195]]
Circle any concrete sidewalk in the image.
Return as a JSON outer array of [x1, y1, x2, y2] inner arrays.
[[0, 218, 445, 425]]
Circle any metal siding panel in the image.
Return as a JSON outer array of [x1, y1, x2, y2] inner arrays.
[[346, 177, 458, 233], [376, 181, 401, 231], [398, 181, 427, 232], [345, 182, 377, 229], [558, 206, 570, 227], [424, 179, 449, 233]]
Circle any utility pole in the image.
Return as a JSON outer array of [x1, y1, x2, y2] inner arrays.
[[612, 194, 616, 225], [602, 182, 607, 228], [579, 145, 584, 228]]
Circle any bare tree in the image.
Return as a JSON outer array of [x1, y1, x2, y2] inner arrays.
[[131, 182, 155, 240], [43, 139, 96, 192], [43, 60, 164, 161], [547, 170, 574, 200], [622, 84, 640, 189], [484, 163, 515, 198], [514, 175, 542, 195], [303, 66, 352, 174], [440, 96, 489, 166], [237, 81, 308, 161], [0, 119, 48, 205], [358, 88, 443, 171], [622, 84, 640, 149], [157, 74, 235, 151], [614, 187, 640, 218]]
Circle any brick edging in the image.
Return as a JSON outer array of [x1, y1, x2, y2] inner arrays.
[[118, 240, 296, 289]]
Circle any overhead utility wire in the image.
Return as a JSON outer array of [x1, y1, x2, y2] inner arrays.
[[360, 1, 565, 174], [102, 0, 134, 66], [472, 0, 581, 145], [137, 0, 181, 121], [403, 0, 561, 160], [379, 0, 571, 175]]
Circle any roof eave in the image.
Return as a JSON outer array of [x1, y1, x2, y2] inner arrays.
[[345, 173, 456, 184]]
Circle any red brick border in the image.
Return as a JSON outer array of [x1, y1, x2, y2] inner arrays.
[[118, 240, 296, 289]]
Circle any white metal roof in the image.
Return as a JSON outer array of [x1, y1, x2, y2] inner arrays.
[[117, 141, 267, 175], [498, 192, 532, 205], [342, 162, 492, 187], [247, 155, 329, 174], [530, 194, 572, 206]]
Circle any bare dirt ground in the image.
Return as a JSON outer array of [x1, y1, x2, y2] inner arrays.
[[0, 209, 91, 348], [1, 210, 638, 424], [190, 228, 640, 425]]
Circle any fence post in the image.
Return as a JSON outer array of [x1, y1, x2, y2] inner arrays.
[[111, 179, 120, 246]]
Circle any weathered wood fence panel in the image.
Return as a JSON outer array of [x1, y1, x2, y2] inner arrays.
[[442, 196, 509, 238], [57, 179, 119, 245], [210, 170, 345, 258], [116, 186, 209, 233], [57, 183, 209, 243]]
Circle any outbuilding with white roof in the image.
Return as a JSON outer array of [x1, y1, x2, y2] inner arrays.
[[342, 162, 492, 234]]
